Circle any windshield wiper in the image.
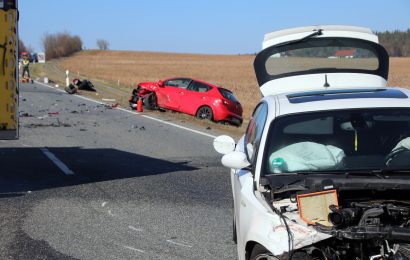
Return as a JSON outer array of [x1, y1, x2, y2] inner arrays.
[[274, 29, 323, 48], [375, 168, 410, 176], [276, 170, 387, 179]]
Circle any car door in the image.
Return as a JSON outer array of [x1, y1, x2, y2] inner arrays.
[[179, 81, 212, 115], [234, 102, 268, 244], [161, 78, 192, 110]]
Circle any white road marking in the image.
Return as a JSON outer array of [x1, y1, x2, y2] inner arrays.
[[40, 148, 74, 175], [122, 245, 145, 253], [166, 239, 192, 248], [34, 81, 217, 139], [101, 202, 108, 207], [128, 225, 143, 232]]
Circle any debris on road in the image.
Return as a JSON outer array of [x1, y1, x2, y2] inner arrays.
[[65, 78, 96, 94], [19, 112, 33, 117], [23, 122, 72, 128]]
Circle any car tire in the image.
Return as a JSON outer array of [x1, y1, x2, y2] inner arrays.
[[196, 106, 213, 121], [143, 93, 157, 110]]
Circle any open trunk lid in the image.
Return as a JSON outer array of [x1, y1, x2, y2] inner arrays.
[[254, 25, 389, 96]]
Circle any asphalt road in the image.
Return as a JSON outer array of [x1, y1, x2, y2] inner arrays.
[[0, 82, 237, 259]]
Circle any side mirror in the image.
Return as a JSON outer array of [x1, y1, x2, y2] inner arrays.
[[213, 135, 236, 155], [222, 151, 250, 170], [158, 80, 164, 87]]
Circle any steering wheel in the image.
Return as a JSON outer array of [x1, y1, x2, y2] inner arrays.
[[385, 147, 408, 166]]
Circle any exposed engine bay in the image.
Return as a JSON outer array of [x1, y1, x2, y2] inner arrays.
[[262, 177, 410, 260]]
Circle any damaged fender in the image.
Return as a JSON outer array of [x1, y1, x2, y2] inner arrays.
[[235, 172, 330, 258]]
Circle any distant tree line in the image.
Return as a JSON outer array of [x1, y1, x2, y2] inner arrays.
[[42, 32, 82, 60], [376, 29, 410, 57]]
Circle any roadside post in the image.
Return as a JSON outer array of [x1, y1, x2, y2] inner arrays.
[[66, 70, 69, 87], [0, 0, 19, 139]]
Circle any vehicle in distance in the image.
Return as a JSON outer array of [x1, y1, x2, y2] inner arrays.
[[130, 77, 243, 126], [214, 25, 410, 260]]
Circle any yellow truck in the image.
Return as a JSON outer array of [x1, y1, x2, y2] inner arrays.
[[0, 0, 18, 139]]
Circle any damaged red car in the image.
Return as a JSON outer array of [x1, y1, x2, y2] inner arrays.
[[130, 77, 243, 126]]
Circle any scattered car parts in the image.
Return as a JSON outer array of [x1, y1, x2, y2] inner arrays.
[[65, 78, 96, 94]]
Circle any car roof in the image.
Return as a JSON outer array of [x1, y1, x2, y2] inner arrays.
[[263, 87, 410, 117]]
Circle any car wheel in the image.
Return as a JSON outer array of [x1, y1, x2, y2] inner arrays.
[[143, 93, 157, 110], [196, 106, 213, 121]]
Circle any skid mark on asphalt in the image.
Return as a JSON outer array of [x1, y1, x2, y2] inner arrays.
[[40, 148, 74, 175]]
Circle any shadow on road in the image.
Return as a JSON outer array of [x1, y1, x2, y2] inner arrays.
[[0, 147, 198, 194]]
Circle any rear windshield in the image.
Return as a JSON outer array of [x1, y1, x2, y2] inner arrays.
[[219, 88, 239, 103], [265, 46, 378, 76], [254, 37, 389, 86]]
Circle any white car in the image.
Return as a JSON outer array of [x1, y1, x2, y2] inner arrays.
[[214, 25, 410, 260]]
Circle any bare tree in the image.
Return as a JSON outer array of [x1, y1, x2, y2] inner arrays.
[[42, 32, 83, 60], [96, 39, 110, 50]]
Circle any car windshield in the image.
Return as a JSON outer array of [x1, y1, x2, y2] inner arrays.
[[264, 108, 410, 174]]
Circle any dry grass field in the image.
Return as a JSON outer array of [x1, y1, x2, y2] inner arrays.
[[59, 51, 410, 122]]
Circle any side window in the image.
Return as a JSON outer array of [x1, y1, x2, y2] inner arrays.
[[188, 81, 211, 92], [245, 103, 268, 164], [164, 78, 191, 89]]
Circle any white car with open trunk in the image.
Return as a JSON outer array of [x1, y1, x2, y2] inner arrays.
[[214, 25, 410, 260]]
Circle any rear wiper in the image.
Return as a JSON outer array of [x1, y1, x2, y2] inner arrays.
[[275, 29, 323, 48]]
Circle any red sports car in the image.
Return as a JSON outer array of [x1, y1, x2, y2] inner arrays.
[[130, 77, 243, 126]]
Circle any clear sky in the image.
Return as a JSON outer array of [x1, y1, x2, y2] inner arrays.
[[19, 0, 410, 54]]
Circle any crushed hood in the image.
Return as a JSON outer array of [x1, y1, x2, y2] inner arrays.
[[254, 25, 389, 96]]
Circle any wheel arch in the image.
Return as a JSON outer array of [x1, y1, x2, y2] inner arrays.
[[245, 241, 258, 260], [195, 105, 214, 120]]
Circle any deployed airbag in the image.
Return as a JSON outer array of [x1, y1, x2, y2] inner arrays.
[[269, 142, 345, 172]]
